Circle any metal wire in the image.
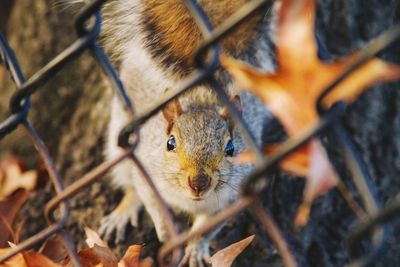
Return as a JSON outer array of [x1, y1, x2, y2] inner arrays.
[[0, 0, 399, 266]]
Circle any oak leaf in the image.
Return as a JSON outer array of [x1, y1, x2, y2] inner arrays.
[[222, 0, 400, 226]]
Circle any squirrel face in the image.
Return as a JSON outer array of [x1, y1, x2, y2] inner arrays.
[[162, 99, 237, 201]]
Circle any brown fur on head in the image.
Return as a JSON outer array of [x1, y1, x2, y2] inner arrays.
[[162, 97, 240, 200]]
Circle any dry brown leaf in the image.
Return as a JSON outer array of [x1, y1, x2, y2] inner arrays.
[[39, 236, 68, 263], [210, 235, 254, 267], [23, 252, 62, 267], [0, 251, 29, 267], [118, 245, 153, 267], [222, 0, 400, 226], [1, 225, 152, 267], [84, 227, 108, 248], [0, 249, 61, 267], [0, 189, 29, 247], [13, 219, 27, 245], [0, 155, 38, 201], [62, 245, 118, 267]]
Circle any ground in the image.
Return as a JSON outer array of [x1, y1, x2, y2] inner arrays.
[[1, 0, 400, 266]]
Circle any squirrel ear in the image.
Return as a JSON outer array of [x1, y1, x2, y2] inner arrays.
[[162, 98, 182, 134], [220, 95, 242, 120], [220, 95, 242, 133]]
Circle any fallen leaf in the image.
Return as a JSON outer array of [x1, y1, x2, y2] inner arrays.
[[84, 227, 108, 248], [0, 189, 29, 247], [62, 245, 118, 267], [222, 0, 400, 226], [0, 155, 38, 201], [39, 236, 68, 263], [7, 242, 17, 249], [0, 249, 61, 267], [210, 235, 254, 267], [118, 245, 153, 267], [23, 252, 62, 267], [0, 251, 28, 267], [14, 219, 26, 244]]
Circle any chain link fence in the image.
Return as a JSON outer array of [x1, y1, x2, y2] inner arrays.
[[0, 0, 400, 266]]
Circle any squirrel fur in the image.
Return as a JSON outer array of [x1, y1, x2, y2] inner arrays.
[[71, 0, 277, 264]]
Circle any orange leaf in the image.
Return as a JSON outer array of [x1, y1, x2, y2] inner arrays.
[[237, 140, 337, 226], [0, 249, 61, 267], [210, 235, 254, 267], [23, 252, 61, 267], [265, 144, 310, 178], [278, 0, 318, 71], [118, 245, 153, 267], [294, 140, 338, 227], [236, 145, 309, 176], [118, 245, 141, 267], [323, 57, 400, 106], [222, 0, 400, 226]]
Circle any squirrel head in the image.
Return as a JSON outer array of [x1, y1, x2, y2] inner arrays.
[[162, 96, 242, 201]]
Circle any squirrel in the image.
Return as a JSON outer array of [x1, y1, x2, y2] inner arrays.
[[69, 0, 277, 265]]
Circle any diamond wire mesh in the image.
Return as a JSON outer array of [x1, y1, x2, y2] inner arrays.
[[0, 0, 399, 266]]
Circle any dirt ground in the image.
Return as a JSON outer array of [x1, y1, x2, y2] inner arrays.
[[2, 0, 400, 266]]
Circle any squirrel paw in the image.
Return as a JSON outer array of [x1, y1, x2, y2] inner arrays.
[[179, 239, 211, 267], [98, 207, 139, 244], [98, 198, 142, 244]]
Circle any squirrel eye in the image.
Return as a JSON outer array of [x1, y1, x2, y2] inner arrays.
[[225, 140, 234, 157], [167, 135, 176, 152]]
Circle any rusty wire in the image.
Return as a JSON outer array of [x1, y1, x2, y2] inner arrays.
[[0, 0, 400, 266]]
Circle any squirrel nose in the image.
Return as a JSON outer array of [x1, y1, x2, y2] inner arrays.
[[189, 174, 211, 196]]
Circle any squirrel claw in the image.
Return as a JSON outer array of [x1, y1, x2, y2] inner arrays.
[[99, 188, 142, 244], [179, 239, 211, 267], [98, 205, 140, 244]]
